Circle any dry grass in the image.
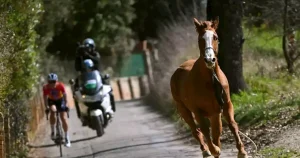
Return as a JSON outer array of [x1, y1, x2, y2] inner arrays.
[[147, 13, 203, 114]]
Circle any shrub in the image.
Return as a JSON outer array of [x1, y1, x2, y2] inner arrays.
[[0, 0, 42, 156]]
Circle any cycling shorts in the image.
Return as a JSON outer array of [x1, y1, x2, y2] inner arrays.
[[47, 99, 68, 112]]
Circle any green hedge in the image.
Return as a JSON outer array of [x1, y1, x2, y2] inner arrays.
[[0, 0, 42, 156]]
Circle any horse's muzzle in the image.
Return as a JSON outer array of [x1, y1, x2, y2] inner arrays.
[[204, 57, 216, 68], [204, 57, 216, 63]]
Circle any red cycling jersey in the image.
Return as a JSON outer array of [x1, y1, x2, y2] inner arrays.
[[43, 82, 66, 100]]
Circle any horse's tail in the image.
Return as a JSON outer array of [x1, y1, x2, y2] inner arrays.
[[170, 70, 186, 120], [170, 69, 182, 103]]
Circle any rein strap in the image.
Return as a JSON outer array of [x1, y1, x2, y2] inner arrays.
[[212, 69, 226, 113]]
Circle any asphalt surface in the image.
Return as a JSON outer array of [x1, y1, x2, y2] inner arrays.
[[28, 100, 240, 158]]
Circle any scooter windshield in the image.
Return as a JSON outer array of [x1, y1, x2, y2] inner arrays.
[[82, 70, 103, 95]]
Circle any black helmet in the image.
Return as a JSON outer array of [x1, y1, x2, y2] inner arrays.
[[83, 38, 95, 49]]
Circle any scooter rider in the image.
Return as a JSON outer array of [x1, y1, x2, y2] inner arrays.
[[74, 38, 101, 89]]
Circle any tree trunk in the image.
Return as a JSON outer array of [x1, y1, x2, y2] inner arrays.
[[207, 0, 248, 94], [282, 0, 298, 74]]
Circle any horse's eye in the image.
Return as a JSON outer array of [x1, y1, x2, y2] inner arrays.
[[214, 36, 218, 41]]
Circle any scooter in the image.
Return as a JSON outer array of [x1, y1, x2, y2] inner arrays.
[[69, 71, 115, 137]]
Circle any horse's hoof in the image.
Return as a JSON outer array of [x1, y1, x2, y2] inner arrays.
[[237, 152, 248, 158], [202, 150, 212, 157], [210, 145, 221, 157]]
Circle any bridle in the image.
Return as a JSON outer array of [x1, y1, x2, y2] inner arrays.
[[205, 33, 224, 112]]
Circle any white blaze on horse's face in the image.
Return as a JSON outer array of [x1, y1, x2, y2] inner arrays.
[[202, 30, 216, 69]]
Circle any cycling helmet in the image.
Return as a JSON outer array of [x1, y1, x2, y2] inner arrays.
[[83, 38, 95, 49], [83, 59, 94, 69], [48, 73, 58, 81]]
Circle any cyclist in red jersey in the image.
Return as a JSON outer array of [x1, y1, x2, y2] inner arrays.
[[43, 73, 71, 147]]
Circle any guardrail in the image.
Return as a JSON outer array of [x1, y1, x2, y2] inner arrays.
[[110, 75, 150, 101], [28, 86, 45, 143]]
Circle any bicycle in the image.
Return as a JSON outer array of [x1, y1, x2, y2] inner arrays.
[[46, 108, 70, 157]]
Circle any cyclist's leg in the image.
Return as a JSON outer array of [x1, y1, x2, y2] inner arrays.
[[60, 112, 68, 134], [58, 100, 71, 147], [48, 99, 57, 139], [74, 77, 79, 90]]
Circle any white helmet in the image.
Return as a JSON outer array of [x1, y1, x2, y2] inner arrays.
[[47, 73, 58, 81], [83, 59, 94, 69]]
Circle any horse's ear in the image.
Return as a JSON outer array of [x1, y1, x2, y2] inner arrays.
[[212, 16, 219, 30], [193, 18, 203, 33]]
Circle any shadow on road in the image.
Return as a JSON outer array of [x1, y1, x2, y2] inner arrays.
[[71, 136, 98, 143], [27, 143, 57, 148], [71, 134, 192, 158], [28, 136, 98, 149]]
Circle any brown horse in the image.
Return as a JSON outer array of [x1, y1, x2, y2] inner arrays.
[[170, 17, 248, 158]]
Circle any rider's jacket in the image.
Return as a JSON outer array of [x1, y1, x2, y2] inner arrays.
[[43, 82, 66, 100]]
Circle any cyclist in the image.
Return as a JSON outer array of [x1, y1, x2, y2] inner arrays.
[[43, 73, 71, 147]]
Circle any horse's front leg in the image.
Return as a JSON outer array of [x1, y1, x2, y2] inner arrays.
[[194, 113, 220, 157], [223, 101, 248, 158], [209, 114, 222, 158], [195, 128, 212, 157]]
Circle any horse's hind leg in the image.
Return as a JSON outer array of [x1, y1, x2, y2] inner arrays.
[[210, 114, 222, 158], [223, 101, 248, 158], [175, 101, 210, 156]]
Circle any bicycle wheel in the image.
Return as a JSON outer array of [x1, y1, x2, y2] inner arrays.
[[56, 112, 63, 157], [59, 142, 63, 157]]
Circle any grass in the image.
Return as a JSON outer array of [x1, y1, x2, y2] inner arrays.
[[231, 25, 300, 127], [243, 25, 283, 58], [243, 24, 300, 58], [232, 74, 300, 126], [259, 147, 300, 158]]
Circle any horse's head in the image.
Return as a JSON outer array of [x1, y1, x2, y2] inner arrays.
[[194, 17, 219, 69]]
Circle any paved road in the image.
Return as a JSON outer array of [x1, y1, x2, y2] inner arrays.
[[28, 99, 240, 158]]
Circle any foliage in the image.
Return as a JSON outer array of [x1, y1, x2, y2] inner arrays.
[[34, 0, 137, 78], [244, 0, 300, 29], [131, 0, 205, 40], [0, 0, 42, 156], [0, 0, 42, 106], [44, 0, 136, 60], [34, 0, 73, 49]]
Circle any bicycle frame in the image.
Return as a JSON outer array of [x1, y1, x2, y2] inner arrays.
[[46, 109, 69, 157]]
